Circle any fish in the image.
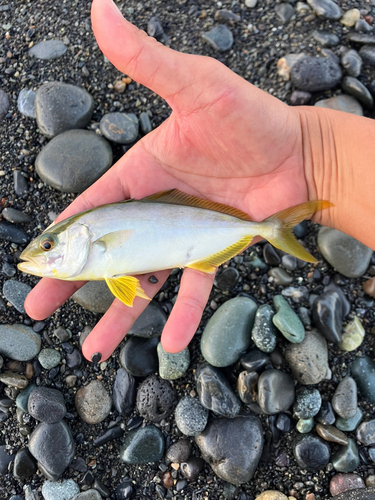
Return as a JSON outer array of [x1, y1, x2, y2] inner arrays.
[[18, 189, 332, 306]]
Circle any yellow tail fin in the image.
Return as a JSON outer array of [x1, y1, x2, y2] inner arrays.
[[264, 200, 333, 263]]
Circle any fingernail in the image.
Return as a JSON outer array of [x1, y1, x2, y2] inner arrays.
[[91, 352, 102, 364]]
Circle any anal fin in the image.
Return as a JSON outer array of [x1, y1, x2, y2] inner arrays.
[[105, 276, 150, 307], [187, 236, 253, 274]]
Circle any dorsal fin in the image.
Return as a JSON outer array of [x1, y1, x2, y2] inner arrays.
[[141, 189, 253, 222]]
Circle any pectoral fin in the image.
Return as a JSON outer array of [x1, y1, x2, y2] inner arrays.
[[187, 236, 253, 274], [94, 230, 134, 252], [105, 276, 150, 307]]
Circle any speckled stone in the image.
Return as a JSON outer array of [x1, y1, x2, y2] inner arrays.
[[75, 380, 112, 424], [351, 356, 375, 402], [272, 295, 305, 343], [38, 349, 61, 370], [356, 420, 375, 445], [331, 488, 375, 500], [296, 418, 315, 433], [175, 396, 209, 436], [251, 304, 277, 353], [329, 473, 365, 496], [332, 439, 360, 472], [3, 280, 31, 313], [41, 479, 80, 500], [290, 56, 342, 92], [28, 387, 66, 424], [332, 377, 357, 419], [339, 316, 365, 351], [120, 425, 164, 464], [0, 325, 41, 361], [293, 387, 321, 419], [157, 343, 190, 380]]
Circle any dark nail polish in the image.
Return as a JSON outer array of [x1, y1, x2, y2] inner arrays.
[[91, 352, 102, 364], [148, 275, 158, 284]]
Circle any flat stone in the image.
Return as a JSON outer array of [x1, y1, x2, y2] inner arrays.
[[356, 420, 375, 445], [136, 374, 177, 423], [29, 40, 67, 60], [291, 56, 342, 92], [3, 280, 31, 313], [202, 24, 233, 51], [201, 297, 257, 367], [296, 418, 315, 433], [317, 400, 336, 425], [316, 423, 349, 445], [1, 207, 31, 224], [157, 342, 190, 380], [119, 336, 159, 377], [0, 444, 14, 474], [330, 473, 365, 496], [38, 348, 61, 369], [342, 76, 374, 109], [360, 45, 375, 66], [275, 3, 295, 22], [272, 295, 305, 343], [36, 130, 113, 193], [312, 30, 340, 46], [336, 407, 363, 432], [0, 371, 28, 389], [341, 9, 360, 27], [100, 112, 139, 144], [28, 387, 66, 423], [332, 377, 357, 419], [17, 89, 36, 118], [41, 479, 80, 500], [127, 301, 167, 337], [13, 448, 37, 480], [0, 89, 9, 119], [0, 221, 29, 244], [312, 291, 343, 344], [268, 267, 293, 286], [166, 439, 191, 463], [332, 439, 360, 472], [316, 94, 363, 115], [237, 370, 258, 404], [293, 387, 321, 419], [351, 356, 375, 402], [258, 369, 295, 415], [120, 425, 164, 463], [75, 380, 112, 424], [112, 368, 136, 417], [341, 50, 363, 77], [339, 317, 365, 351], [175, 396, 209, 436], [196, 416, 263, 485], [284, 329, 331, 384], [294, 434, 331, 470], [72, 281, 114, 313], [348, 33, 375, 43], [0, 324, 41, 361], [307, 0, 342, 19]]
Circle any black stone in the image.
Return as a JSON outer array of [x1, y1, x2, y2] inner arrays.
[[166, 440, 191, 463], [127, 416, 143, 431], [240, 348, 270, 372], [120, 336, 159, 377], [291, 56, 342, 92], [312, 30, 340, 47], [127, 301, 167, 338], [181, 457, 205, 480], [0, 444, 14, 474], [360, 45, 375, 66], [324, 282, 350, 316], [112, 368, 136, 417], [0, 221, 29, 245], [13, 170, 28, 196], [263, 243, 281, 265], [351, 356, 375, 402], [214, 267, 239, 289], [70, 456, 88, 473], [136, 374, 177, 423], [93, 426, 124, 447], [293, 434, 330, 470], [316, 400, 335, 425], [293, 221, 308, 238], [147, 16, 164, 39], [257, 369, 295, 415], [115, 479, 134, 500], [65, 348, 82, 369], [276, 413, 291, 432], [13, 448, 37, 480], [312, 291, 343, 343], [28, 387, 66, 424]]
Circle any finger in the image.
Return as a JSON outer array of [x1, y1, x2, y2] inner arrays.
[[24, 278, 86, 320], [160, 268, 215, 353], [82, 270, 170, 361]]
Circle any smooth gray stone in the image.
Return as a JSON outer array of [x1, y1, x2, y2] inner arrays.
[[165, 439, 191, 463], [72, 281, 114, 313], [268, 267, 293, 286], [351, 356, 375, 402], [348, 33, 375, 43], [284, 329, 331, 384], [13, 170, 28, 195], [175, 396, 209, 436], [355, 19, 373, 33], [16, 384, 37, 413], [196, 416, 263, 485], [359, 45, 375, 66], [127, 301, 167, 337], [195, 363, 241, 418], [216, 9, 241, 21], [202, 24, 233, 51], [275, 3, 295, 22], [36, 129, 112, 193], [17, 89, 36, 118], [139, 112, 152, 134], [2, 207, 31, 224], [100, 112, 139, 144], [291, 56, 342, 92], [307, 0, 342, 19], [318, 227, 373, 278], [356, 419, 375, 445], [75, 380, 112, 424], [312, 30, 340, 46], [112, 368, 136, 417], [38, 348, 61, 369], [294, 434, 331, 470], [273, 295, 305, 343], [332, 439, 360, 472], [342, 50, 363, 77], [0, 324, 41, 361], [72, 491, 102, 500], [296, 418, 315, 433], [13, 448, 37, 481], [331, 489, 375, 500], [29, 40, 67, 60], [293, 387, 321, 419], [214, 267, 239, 289], [257, 369, 295, 414], [28, 387, 66, 424], [41, 479, 80, 500], [336, 407, 363, 432], [342, 76, 374, 109], [332, 376, 357, 419], [251, 304, 277, 353], [3, 280, 31, 313], [157, 342, 190, 380], [201, 297, 257, 367], [120, 425, 164, 463], [0, 221, 28, 244], [35, 82, 94, 138], [0, 89, 9, 119], [315, 95, 363, 116], [28, 421, 75, 480]]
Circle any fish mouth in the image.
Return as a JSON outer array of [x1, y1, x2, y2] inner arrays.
[[18, 252, 46, 274]]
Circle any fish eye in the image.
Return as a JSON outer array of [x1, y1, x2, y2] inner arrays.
[[39, 234, 56, 252]]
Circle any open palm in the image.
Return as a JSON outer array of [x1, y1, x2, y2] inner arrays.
[[25, 0, 309, 361]]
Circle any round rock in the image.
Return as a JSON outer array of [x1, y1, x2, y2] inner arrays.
[[120, 425, 164, 464], [293, 434, 330, 470], [157, 342, 190, 380], [332, 376, 357, 419], [17, 89, 36, 118], [0, 324, 41, 361], [341, 50, 363, 77], [41, 479, 80, 500], [28, 387, 66, 423], [13, 448, 37, 481], [100, 112, 139, 144], [356, 420, 375, 445], [38, 348, 61, 370], [175, 396, 209, 436], [329, 473, 365, 496], [291, 56, 342, 92], [258, 369, 295, 415], [166, 440, 191, 463], [293, 387, 321, 419], [120, 336, 159, 377], [72, 281, 114, 313], [136, 374, 177, 423], [75, 380, 112, 424], [202, 24, 233, 51], [339, 316, 365, 351]]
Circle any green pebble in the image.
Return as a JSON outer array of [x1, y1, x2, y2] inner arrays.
[[336, 407, 363, 432], [120, 425, 164, 464], [339, 316, 365, 351], [296, 418, 315, 433], [351, 356, 375, 403], [272, 295, 305, 343], [38, 348, 61, 369], [332, 438, 360, 472], [16, 384, 37, 413], [157, 342, 190, 380]]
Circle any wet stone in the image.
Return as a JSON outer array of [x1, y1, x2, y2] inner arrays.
[[306, 0, 342, 19], [214, 267, 239, 289], [336, 407, 363, 432], [312, 30, 340, 46], [324, 281, 350, 316], [202, 24, 234, 51], [258, 369, 295, 415], [181, 457, 205, 480], [65, 348, 82, 369], [112, 368, 136, 417], [351, 356, 375, 402], [315, 95, 363, 116], [201, 297, 256, 367], [196, 363, 241, 418], [175, 396, 209, 436], [316, 423, 349, 445], [136, 374, 177, 423], [329, 473, 365, 496], [72, 492, 102, 500], [157, 342, 190, 380], [17, 89, 36, 118], [139, 111, 152, 134], [75, 380, 112, 424], [332, 439, 360, 472], [268, 267, 293, 286], [16, 383, 37, 413], [100, 112, 139, 144], [251, 305, 277, 353], [29, 40, 67, 60], [120, 425, 164, 463], [36, 130, 113, 193], [0, 324, 41, 361], [296, 418, 315, 433], [331, 488, 375, 500], [317, 400, 335, 425], [360, 45, 375, 66], [275, 3, 295, 22], [312, 291, 343, 344], [293, 387, 321, 419], [2, 207, 31, 224], [72, 281, 114, 313], [281, 255, 297, 271], [38, 348, 61, 369], [0, 89, 9, 119], [195, 416, 264, 485], [166, 439, 191, 463], [120, 336, 159, 377], [294, 434, 331, 470], [332, 376, 357, 419], [0, 444, 14, 474], [0, 371, 28, 389], [13, 448, 37, 480], [127, 301, 167, 337], [342, 76, 374, 109], [356, 420, 375, 445], [273, 295, 305, 343], [240, 348, 270, 372], [42, 479, 80, 500], [28, 387, 66, 423], [93, 426, 123, 447], [342, 50, 363, 77], [237, 370, 258, 404], [291, 56, 342, 92], [3, 280, 31, 314], [263, 243, 281, 265]]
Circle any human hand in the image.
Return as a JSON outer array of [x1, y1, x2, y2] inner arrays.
[[25, 0, 317, 361]]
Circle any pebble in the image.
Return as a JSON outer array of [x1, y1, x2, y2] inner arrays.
[[315, 94, 363, 115], [139, 111, 152, 134], [351, 356, 375, 402], [35, 82, 94, 138], [0, 371, 28, 389], [317, 400, 336, 425], [306, 0, 342, 19], [215, 267, 239, 289], [290, 90, 312, 105], [312, 290, 343, 343], [196, 416, 264, 485], [237, 370, 258, 404], [112, 368, 136, 417], [245, 0, 258, 7], [312, 30, 340, 46], [93, 426, 123, 447], [341, 9, 360, 27], [147, 16, 164, 39], [166, 439, 191, 463], [215, 9, 241, 22], [296, 417, 315, 433], [348, 33, 375, 43], [0, 221, 29, 244], [318, 227, 373, 277], [36, 129, 113, 192], [100, 112, 139, 144], [114, 481, 134, 500], [364, 277, 375, 297], [336, 407, 363, 432], [355, 19, 373, 33], [201, 297, 256, 367], [291, 56, 342, 92], [157, 342, 190, 380], [359, 45, 375, 66], [3, 280, 31, 314], [332, 377, 357, 419], [41, 479, 80, 500], [16, 383, 37, 412], [342, 76, 374, 109], [268, 267, 293, 286], [13, 170, 28, 196], [316, 423, 349, 445], [356, 420, 375, 445], [272, 295, 305, 343], [332, 439, 360, 472], [294, 434, 331, 470], [120, 336, 159, 377], [17, 89, 36, 118], [120, 425, 164, 463], [257, 369, 295, 414], [28, 420, 75, 480], [72, 491, 103, 500], [29, 40, 67, 60], [72, 281, 114, 313], [342, 50, 363, 77], [275, 3, 295, 22], [329, 473, 365, 496], [256, 493, 288, 500], [284, 329, 331, 384], [195, 363, 241, 417], [2, 207, 31, 224], [174, 396, 209, 436], [339, 316, 365, 351], [127, 301, 167, 337], [281, 255, 297, 271], [331, 489, 375, 500], [293, 387, 321, 419], [75, 380, 112, 424], [28, 387, 66, 423], [202, 25, 234, 51], [13, 448, 37, 480], [181, 457, 205, 480], [136, 374, 177, 422], [277, 53, 306, 81], [0, 324, 41, 361], [38, 348, 61, 370], [263, 243, 281, 265], [0, 444, 14, 474], [0, 89, 9, 119]]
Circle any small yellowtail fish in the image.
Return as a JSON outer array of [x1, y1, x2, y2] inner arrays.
[[18, 190, 332, 306]]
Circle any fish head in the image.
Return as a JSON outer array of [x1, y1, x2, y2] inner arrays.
[[18, 219, 91, 279]]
